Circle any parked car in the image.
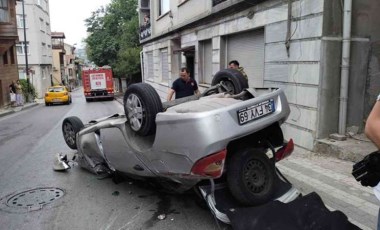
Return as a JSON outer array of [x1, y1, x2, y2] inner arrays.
[[44, 86, 72, 106], [61, 69, 296, 209]]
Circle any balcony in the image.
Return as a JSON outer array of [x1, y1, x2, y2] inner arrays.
[[140, 22, 151, 40]]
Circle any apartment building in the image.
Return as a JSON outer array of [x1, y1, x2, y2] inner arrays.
[[15, 0, 52, 98], [0, 0, 18, 107], [138, 0, 380, 150], [63, 43, 77, 90], [51, 31, 65, 85]]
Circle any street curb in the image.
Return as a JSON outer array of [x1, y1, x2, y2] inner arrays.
[[0, 102, 40, 119], [0, 110, 15, 118]]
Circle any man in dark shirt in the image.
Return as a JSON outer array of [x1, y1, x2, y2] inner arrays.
[[167, 67, 199, 101]]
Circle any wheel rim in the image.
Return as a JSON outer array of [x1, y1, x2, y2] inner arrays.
[[126, 93, 144, 131], [243, 159, 268, 194], [220, 80, 235, 94], [63, 122, 76, 146]]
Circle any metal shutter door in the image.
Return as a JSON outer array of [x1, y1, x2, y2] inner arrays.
[[146, 51, 153, 79], [227, 29, 264, 87], [161, 49, 169, 82], [201, 40, 212, 84]]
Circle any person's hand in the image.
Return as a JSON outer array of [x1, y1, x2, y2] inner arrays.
[[353, 151, 380, 187]]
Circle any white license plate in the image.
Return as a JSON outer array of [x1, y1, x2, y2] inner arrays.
[[237, 99, 275, 125], [53, 99, 61, 102]]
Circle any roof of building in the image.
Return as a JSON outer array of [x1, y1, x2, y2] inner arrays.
[[51, 32, 66, 39]]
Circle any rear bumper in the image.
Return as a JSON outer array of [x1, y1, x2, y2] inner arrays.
[[45, 96, 69, 103]]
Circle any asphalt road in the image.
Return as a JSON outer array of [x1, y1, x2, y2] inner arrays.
[[0, 89, 225, 230]]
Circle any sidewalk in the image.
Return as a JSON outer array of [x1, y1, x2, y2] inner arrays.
[[0, 99, 42, 118], [315, 134, 377, 162]]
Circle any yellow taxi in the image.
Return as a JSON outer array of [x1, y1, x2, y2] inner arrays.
[[44, 86, 72, 106]]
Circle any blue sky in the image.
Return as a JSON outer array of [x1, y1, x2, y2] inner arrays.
[[49, 0, 111, 48]]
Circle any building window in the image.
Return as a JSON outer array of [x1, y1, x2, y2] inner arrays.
[[200, 39, 213, 84], [160, 48, 169, 83], [40, 18, 44, 32], [10, 46, 15, 64], [16, 14, 25, 28], [46, 22, 50, 34], [42, 42, 47, 56], [212, 0, 227, 7], [0, 0, 9, 22], [159, 0, 170, 16], [3, 51, 8, 65], [16, 42, 30, 55]]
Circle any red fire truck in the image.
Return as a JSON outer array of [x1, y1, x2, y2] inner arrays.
[[82, 66, 114, 102]]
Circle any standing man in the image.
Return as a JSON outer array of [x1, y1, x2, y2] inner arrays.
[[364, 94, 380, 230], [167, 67, 200, 101], [228, 60, 248, 81]]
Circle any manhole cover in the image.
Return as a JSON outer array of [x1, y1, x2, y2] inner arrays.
[[0, 187, 65, 213]]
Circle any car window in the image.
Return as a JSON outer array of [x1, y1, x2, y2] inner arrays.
[[48, 87, 64, 92]]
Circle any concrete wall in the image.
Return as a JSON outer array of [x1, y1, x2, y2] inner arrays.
[[351, 0, 380, 128]]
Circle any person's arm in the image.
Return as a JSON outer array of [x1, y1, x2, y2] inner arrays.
[[365, 100, 380, 149], [167, 88, 175, 101]]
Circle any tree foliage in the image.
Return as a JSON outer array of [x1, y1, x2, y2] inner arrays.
[[85, 0, 141, 82]]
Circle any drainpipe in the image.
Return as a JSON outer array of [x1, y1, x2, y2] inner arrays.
[[338, 0, 353, 135]]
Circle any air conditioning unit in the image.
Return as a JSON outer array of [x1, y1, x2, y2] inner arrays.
[[139, 0, 150, 10]]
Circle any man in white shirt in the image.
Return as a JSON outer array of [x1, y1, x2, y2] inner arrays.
[[365, 93, 380, 230]]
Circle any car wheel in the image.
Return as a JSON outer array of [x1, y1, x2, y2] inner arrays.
[[45, 102, 49, 106], [123, 83, 163, 136], [227, 148, 275, 206], [211, 69, 248, 94], [62, 116, 84, 150]]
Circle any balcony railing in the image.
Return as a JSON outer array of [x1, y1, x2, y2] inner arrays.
[[212, 0, 227, 6], [139, 22, 151, 40]]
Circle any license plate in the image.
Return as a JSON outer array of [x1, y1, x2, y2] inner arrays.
[[53, 99, 61, 102], [237, 99, 275, 125]]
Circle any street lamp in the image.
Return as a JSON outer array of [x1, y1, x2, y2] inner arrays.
[[20, 0, 31, 100]]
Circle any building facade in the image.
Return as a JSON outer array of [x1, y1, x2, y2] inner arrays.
[[15, 0, 52, 98], [0, 0, 19, 107], [138, 0, 380, 150]]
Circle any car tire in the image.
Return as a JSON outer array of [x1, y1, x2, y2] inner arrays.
[[123, 83, 163, 136], [211, 69, 248, 94], [227, 148, 275, 206], [45, 102, 49, 106], [62, 116, 84, 150]]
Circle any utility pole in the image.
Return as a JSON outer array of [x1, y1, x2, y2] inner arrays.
[[21, 0, 31, 101]]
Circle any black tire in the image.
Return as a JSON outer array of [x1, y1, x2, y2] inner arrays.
[[62, 116, 84, 150], [227, 148, 275, 206], [85, 98, 90, 102], [211, 69, 248, 94], [123, 83, 163, 136], [45, 102, 49, 106]]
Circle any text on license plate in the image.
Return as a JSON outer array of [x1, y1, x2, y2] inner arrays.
[[237, 99, 275, 125]]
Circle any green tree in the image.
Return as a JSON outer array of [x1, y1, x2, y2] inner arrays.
[[85, 0, 141, 82]]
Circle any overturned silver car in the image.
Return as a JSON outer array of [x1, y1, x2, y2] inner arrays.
[[62, 69, 299, 214]]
